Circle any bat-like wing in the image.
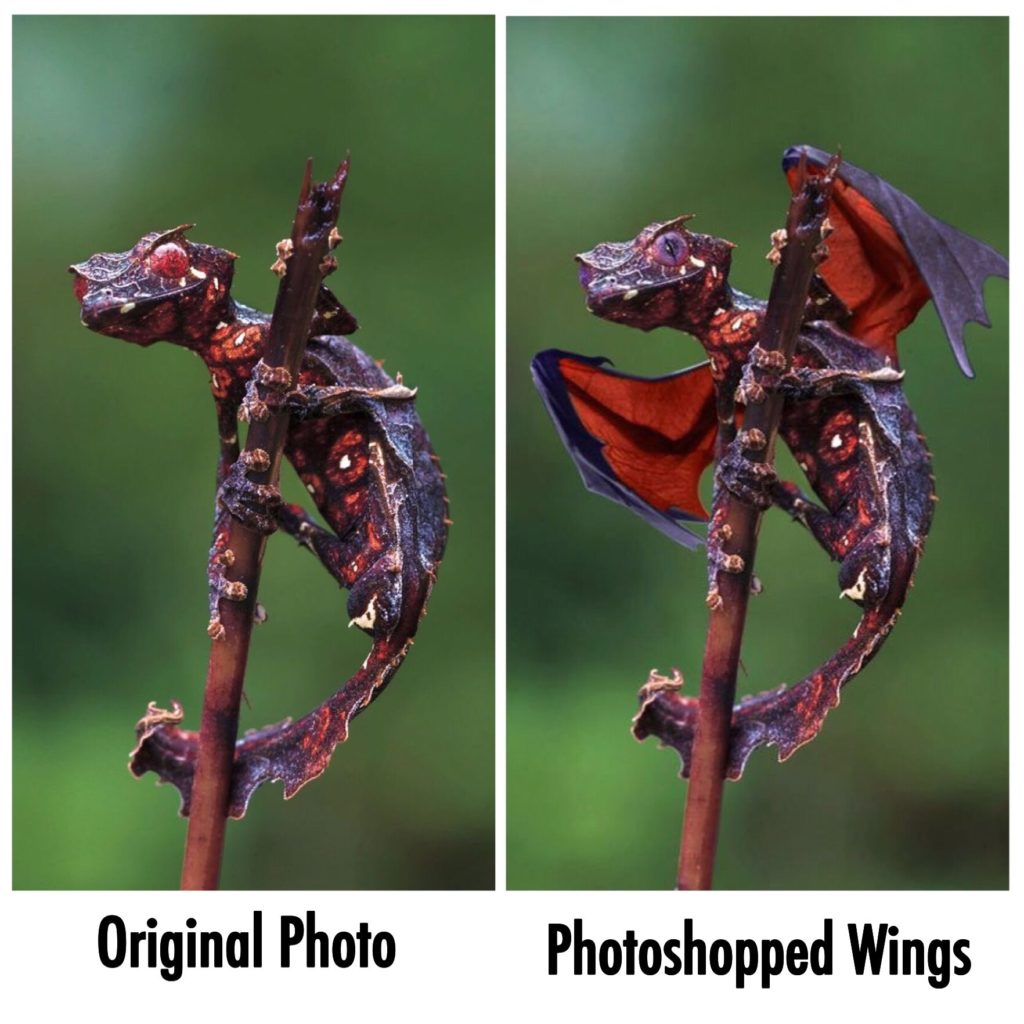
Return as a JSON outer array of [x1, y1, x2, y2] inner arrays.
[[531, 349, 717, 548], [784, 144, 1007, 377]]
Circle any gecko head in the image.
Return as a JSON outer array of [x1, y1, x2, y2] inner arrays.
[[575, 216, 734, 333], [346, 563, 403, 639], [70, 226, 237, 347]]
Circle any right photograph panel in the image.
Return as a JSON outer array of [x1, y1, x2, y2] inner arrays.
[[507, 16, 1008, 889]]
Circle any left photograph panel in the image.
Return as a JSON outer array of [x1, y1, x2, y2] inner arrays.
[[13, 14, 495, 889]]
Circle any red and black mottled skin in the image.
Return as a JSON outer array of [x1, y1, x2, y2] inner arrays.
[[532, 148, 1007, 778], [70, 225, 448, 816]]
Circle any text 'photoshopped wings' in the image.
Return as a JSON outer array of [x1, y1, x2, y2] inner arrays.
[[784, 144, 1008, 377], [531, 349, 717, 548]]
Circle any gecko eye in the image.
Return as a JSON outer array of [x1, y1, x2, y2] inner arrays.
[[150, 242, 190, 279], [651, 231, 689, 267]]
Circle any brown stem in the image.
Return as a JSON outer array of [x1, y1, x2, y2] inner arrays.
[[676, 152, 839, 891], [180, 159, 350, 890]]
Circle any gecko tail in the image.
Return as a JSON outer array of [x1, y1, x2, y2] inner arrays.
[[129, 635, 410, 819], [632, 609, 896, 780]]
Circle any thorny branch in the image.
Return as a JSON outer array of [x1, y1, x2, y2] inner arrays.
[[180, 159, 349, 891], [676, 153, 839, 891]]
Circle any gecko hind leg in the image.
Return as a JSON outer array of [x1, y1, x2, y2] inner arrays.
[[771, 479, 845, 560], [277, 502, 364, 590]]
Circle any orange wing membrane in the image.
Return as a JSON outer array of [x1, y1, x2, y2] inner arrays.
[[531, 349, 717, 548]]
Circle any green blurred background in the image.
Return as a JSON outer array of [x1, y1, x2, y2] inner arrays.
[[14, 16, 494, 889], [508, 17, 1007, 889]]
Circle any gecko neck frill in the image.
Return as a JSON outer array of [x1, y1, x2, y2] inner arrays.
[[182, 299, 273, 372], [673, 283, 755, 345]]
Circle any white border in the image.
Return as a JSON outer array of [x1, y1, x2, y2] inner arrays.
[[4, 3, 1019, 1019]]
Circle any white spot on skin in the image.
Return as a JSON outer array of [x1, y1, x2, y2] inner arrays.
[[216, 321, 229, 330], [339, 454, 352, 470], [623, 289, 639, 301], [732, 317, 743, 332], [233, 332, 247, 347], [119, 302, 135, 313], [798, 461, 810, 472], [840, 569, 868, 602], [306, 483, 316, 494], [178, 277, 187, 287], [213, 277, 220, 290], [189, 267, 207, 280], [711, 266, 718, 279], [349, 596, 377, 631], [689, 256, 705, 268], [831, 434, 843, 449]]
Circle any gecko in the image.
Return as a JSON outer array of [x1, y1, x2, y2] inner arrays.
[[532, 146, 1006, 777], [71, 221, 448, 816]]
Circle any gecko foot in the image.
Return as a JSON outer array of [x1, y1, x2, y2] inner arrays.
[[219, 461, 282, 534], [718, 447, 776, 510]]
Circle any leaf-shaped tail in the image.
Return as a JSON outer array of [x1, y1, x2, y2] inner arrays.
[[632, 604, 898, 780], [129, 634, 411, 819]]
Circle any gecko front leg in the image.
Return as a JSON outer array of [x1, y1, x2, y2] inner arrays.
[[214, 361, 296, 536], [205, 508, 249, 639], [705, 486, 740, 611]]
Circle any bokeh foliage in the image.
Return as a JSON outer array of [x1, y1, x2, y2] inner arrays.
[[507, 17, 1007, 889], [14, 15, 494, 889]]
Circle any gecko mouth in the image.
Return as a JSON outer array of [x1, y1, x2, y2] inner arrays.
[[578, 273, 687, 327], [576, 256, 700, 324], [71, 263, 203, 325], [73, 280, 193, 343], [577, 261, 644, 308]]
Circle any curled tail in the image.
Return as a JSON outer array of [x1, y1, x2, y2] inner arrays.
[[130, 634, 412, 819], [632, 605, 899, 780]]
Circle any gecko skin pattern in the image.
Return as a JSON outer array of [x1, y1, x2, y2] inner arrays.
[[532, 146, 1006, 778], [71, 225, 448, 816]]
